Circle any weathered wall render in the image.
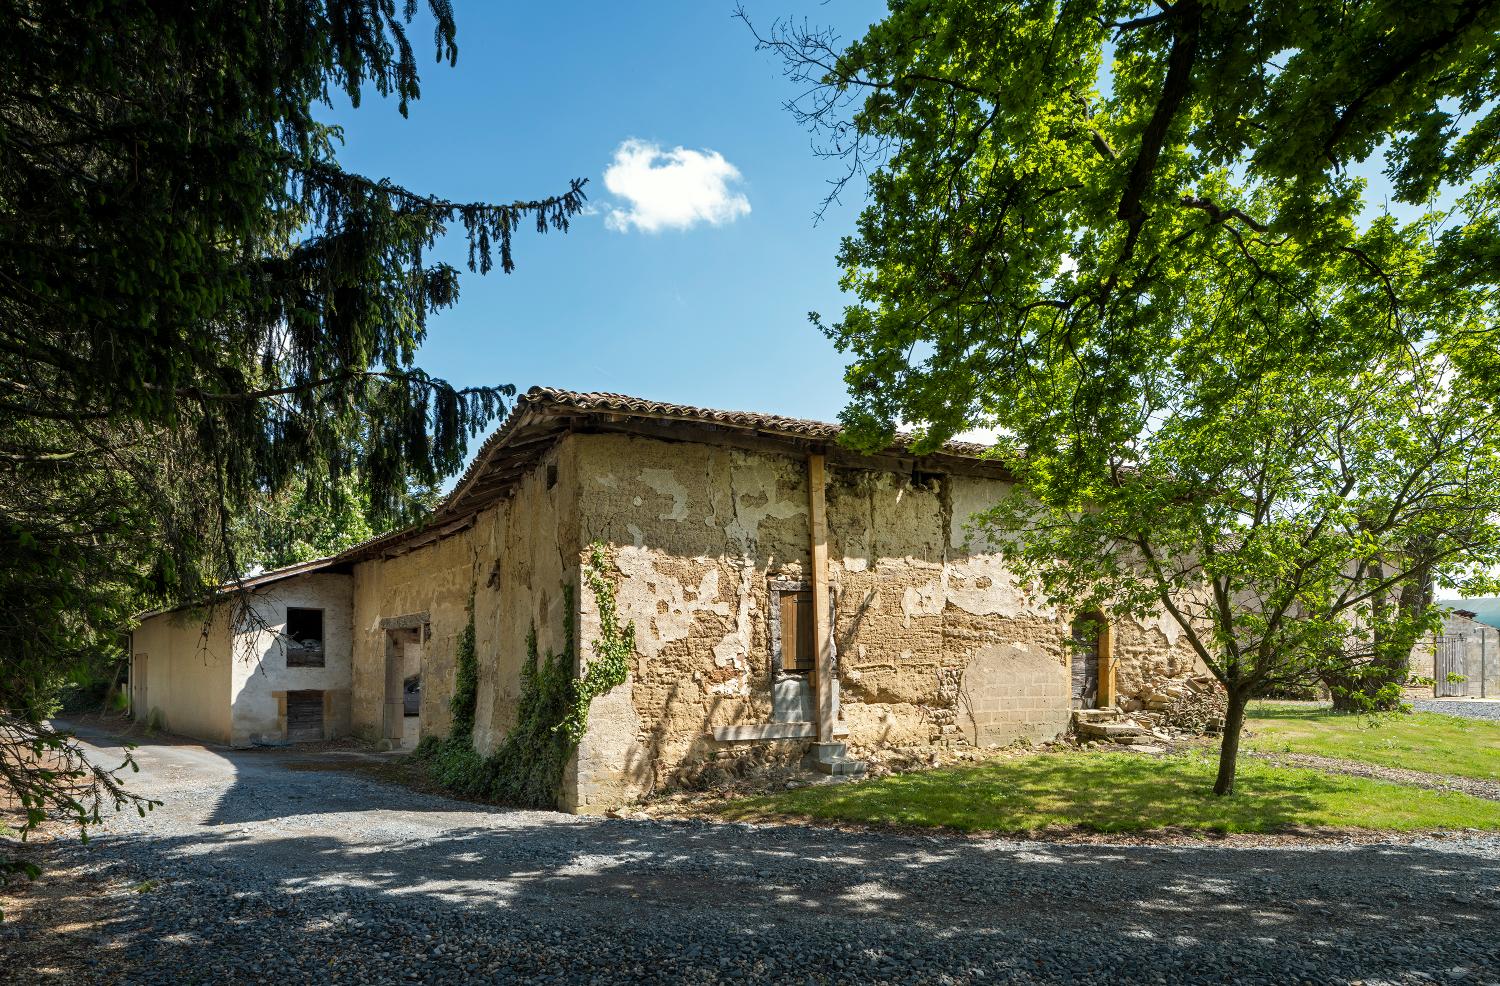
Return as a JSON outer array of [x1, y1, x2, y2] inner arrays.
[[570, 431, 1203, 809]]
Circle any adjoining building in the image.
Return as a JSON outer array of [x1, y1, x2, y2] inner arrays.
[[1412, 606, 1499, 699], [130, 565, 354, 747], [130, 388, 1203, 810]]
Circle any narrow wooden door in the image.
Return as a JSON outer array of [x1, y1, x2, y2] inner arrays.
[[1070, 622, 1100, 709], [132, 654, 148, 720], [286, 690, 324, 742]]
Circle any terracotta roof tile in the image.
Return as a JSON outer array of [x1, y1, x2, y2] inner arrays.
[[220, 387, 1001, 586]]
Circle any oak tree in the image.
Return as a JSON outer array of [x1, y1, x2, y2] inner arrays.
[[747, 1, 1500, 791]]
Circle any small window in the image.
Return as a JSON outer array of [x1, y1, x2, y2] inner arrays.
[[546, 462, 558, 489], [285, 607, 325, 667], [780, 590, 816, 673]]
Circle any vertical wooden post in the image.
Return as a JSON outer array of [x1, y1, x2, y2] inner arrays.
[[807, 451, 835, 742], [1097, 620, 1116, 708]]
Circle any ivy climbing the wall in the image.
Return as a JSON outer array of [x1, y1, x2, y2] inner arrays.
[[448, 592, 479, 743], [418, 543, 635, 808]]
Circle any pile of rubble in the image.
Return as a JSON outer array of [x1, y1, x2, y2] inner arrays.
[[1132, 674, 1226, 736], [1071, 675, 1226, 751], [666, 741, 810, 792]]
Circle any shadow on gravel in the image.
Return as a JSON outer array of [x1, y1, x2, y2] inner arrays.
[[40, 721, 1500, 982], [18, 816, 1500, 984], [101, 815, 1500, 930]]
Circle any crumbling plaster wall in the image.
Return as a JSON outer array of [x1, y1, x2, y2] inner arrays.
[[350, 515, 474, 743], [572, 433, 808, 810], [228, 572, 354, 746], [471, 441, 581, 757], [349, 441, 580, 761], [571, 432, 1204, 808]]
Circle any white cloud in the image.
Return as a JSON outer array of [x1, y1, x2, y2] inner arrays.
[[602, 139, 750, 233]]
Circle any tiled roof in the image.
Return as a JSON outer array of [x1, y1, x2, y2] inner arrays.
[[196, 387, 1001, 592], [445, 386, 993, 506]]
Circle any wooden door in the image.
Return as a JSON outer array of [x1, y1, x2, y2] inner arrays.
[[1070, 621, 1100, 709], [286, 690, 324, 742], [132, 654, 148, 720]]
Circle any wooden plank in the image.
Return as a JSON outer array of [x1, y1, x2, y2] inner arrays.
[[712, 722, 817, 742], [794, 592, 815, 671], [381, 515, 475, 558], [286, 689, 323, 742], [807, 451, 835, 742], [779, 590, 815, 672]]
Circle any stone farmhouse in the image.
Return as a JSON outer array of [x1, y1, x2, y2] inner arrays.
[[130, 388, 1202, 811]]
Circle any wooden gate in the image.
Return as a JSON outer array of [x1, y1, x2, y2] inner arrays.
[[286, 690, 324, 742]]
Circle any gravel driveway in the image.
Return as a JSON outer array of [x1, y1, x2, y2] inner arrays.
[[1414, 699, 1500, 722], [6, 722, 1500, 985]]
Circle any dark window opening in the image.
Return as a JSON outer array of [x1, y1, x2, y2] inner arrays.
[[546, 462, 558, 489], [286, 607, 325, 667], [911, 469, 944, 491], [780, 589, 816, 673]]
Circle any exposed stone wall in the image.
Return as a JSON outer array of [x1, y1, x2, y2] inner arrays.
[[570, 432, 1204, 810], [1112, 618, 1204, 711]]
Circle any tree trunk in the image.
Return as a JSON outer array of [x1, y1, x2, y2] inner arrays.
[[1213, 689, 1250, 796], [99, 657, 127, 715], [1326, 554, 1432, 712]]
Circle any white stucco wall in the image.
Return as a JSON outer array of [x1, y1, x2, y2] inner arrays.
[[229, 572, 354, 746]]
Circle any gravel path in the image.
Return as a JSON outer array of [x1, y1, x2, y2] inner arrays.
[[5, 722, 1500, 985], [1414, 699, 1500, 721], [1252, 751, 1500, 802]]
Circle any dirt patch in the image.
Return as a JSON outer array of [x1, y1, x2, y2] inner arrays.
[[280, 752, 456, 797], [0, 828, 134, 983]]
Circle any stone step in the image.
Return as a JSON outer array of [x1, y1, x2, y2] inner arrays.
[[814, 741, 847, 761], [1072, 707, 1125, 724], [812, 741, 867, 777], [1076, 720, 1148, 740], [814, 757, 868, 777]]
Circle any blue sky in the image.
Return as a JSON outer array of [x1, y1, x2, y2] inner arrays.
[[322, 2, 882, 428], [323, 3, 1436, 437]]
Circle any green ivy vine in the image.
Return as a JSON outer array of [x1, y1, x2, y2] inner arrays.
[[418, 542, 635, 808], [562, 543, 635, 741], [448, 592, 479, 743]]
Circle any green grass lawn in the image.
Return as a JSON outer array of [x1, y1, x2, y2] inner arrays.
[[1245, 702, 1500, 781], [719, 751, 1500, 835]]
